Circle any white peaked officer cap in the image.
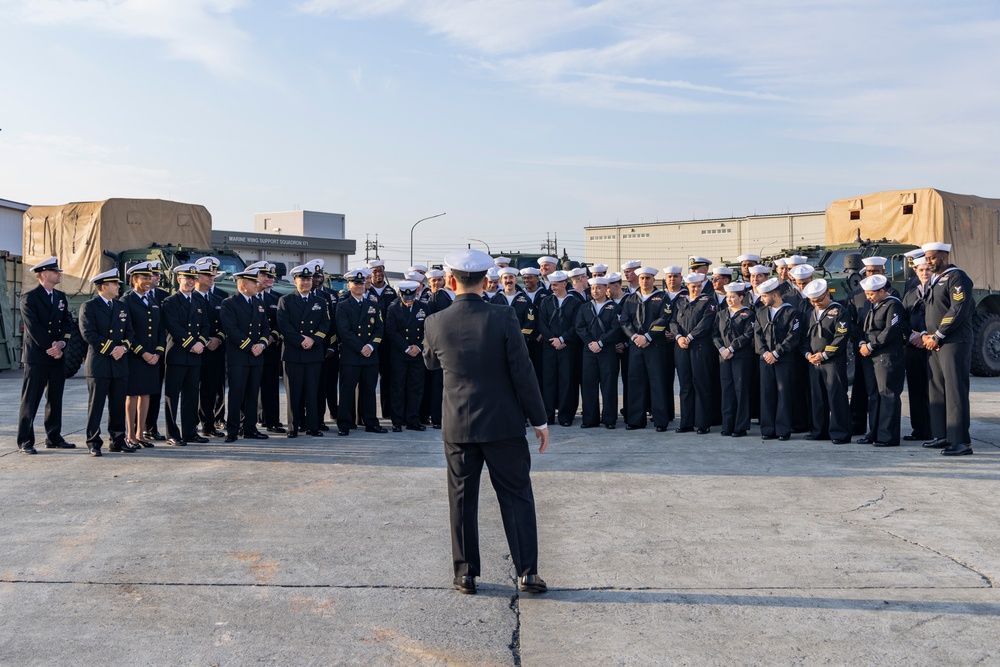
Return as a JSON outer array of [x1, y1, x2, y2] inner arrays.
[[712, 266, 734, 276], [912, 255, 929, 266], [233, 270, 260, 282], [787, 255, 809, 265], [90, 268, 122, 284], [749, 265, 771, 275], [802, 279, 829, 299], [290, 264, 313, 279], [195, 256, 220, 268], [367, 259, 385, 268], [723, 282, 748, 293], [409, 264, 429, 273], [663, 265, 682, 275], [567, 267, 587, 278], [32, 257, 63, 273], [395, 280, 420, 296], [126, 261, 155, 276], [921, 242, 952, 253], [588, 276, 609, 286], [310, 258, 326, 271], [859, 274, 889, 290], [736, 254, 761, 262], [903, 249, 925, 260], [757, 277, 781, 293], [689, 255, 712, 268], [621, 260, 642, 270], [861, 256, 887, 267], [684, 273, 705, 284], [498, 267, 519, 277], [403, 271, 424, 281], [635, 266, 658, 276], [425, 269, 446, 279], [246, 260, 269, 273], [485, 266, 501, 280], [591, 263, 608, 273], [444, 248, 494, 273], [344, 269, 367, 283], [494, 256, 512, 265], [519, 267, 541, 276], [606, 272, 622, 283], [548, 271, 569, 282], [173, 263, 199, 277], [537, 256, 559, 266], [789, 264, 815, 279]]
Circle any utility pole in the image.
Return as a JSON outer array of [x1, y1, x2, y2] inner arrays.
[[364, 234, 383, 262], [540, 233, 558, 256]]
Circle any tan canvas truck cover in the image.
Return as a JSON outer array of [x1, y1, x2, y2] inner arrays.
[[23, 198, 212, 296], [826, 188, 999, 291]]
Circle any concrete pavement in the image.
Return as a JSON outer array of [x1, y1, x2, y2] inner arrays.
[[1, 370, 998, 665]]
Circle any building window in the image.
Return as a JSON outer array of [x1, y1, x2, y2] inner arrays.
[[850, 211, 861, 221], [902, 205, 913, 215]]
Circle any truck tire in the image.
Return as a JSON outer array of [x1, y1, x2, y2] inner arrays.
[[970, 311, 1000, 377], [63, 324, 87, 378]]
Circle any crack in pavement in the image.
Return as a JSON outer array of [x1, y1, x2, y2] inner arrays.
[[847, 486, 888, 512], [880, 529, 996, 588]]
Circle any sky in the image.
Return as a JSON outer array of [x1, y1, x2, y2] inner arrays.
[[2, 0, 999, 269]]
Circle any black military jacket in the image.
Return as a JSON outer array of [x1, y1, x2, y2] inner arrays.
[[861, 296, 908, 355], [430, 289, 454, 313], [367, 283, 397, 316], [713, 306, 756, 358], [220, 292, 270, 367], [80, 295, 134, 378], [491, 290, 536, 342], [670, 292, 717, 345], [538, 292, 583, 346], [846, 284, 901, 337], [312, 287, 339, 352], [901, 283, 927, 335], [575, 299, 621, 353], [277, 291, 330, 364], [753, 302, 802, 362], [385, 298, 430, 360], [335, 294, 384, 366], [619, 290, 671, 346], [161, 292, 210, 366], [924, 265, 975, 344], [195, 289, 226, 348], [800, 302, 850, 361], [20, 284, 74, 365], [122, 290, 166, 360]]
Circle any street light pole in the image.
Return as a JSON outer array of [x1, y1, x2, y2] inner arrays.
[[410, 212, 447, 266], [465, 238, 491, 254]]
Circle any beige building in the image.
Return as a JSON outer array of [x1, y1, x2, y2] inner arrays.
[[585, 211, 825, 272]]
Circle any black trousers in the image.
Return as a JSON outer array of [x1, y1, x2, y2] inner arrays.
[[617, 349, 629, 418], [318, 350, 339, 425], [663, 343, 676, 422], [427, 369, 444, 426], [808, 359, 850, 441], [863, 350, 905, 446], [759, 360, 794, 438], [337, 363, 379, 430], [541, 344, 581, 425], [165, 363, 201, 440], [199, 350, 226, 431], [390, 353, 425, 427], [791, 355, 811, 432], [284, 360, 321, 433], [626, 344, 670, 428], [378, 349, 393, 420], [581, 349, 618, 426], [928, 342, 972, 445], [706, 346, 723, 426], [675, 343, 713, 430], [258, 357, 281, 427], [445, 436, 539, 579], [17, 362, 67, 449], [850, 353, 870, 435], [226, 363, 263, 437], [904, 346, 932, 438], [749, 355, 761, 421], [720, 354, 753, 433], [526, 338, 544, 394], [143, 357, 165, 434], [86, 375, 127, 448]]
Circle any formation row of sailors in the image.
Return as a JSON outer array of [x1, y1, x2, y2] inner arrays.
[[16, 241, 975, 458]]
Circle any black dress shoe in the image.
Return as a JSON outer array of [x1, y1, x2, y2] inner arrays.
[[391, 425, 403, 432], [732, 431, 747, 438], [580, 424, 597, 429], [903, 434, 930, 441], [761, 435, 777, 440], [224, 435, 238, 443], [452, 575, 476, 595], [517, 574, 548, 594], [19, 447, 37, 454], [696, 428, 710, 435], [624, 424, 644, 430], [941, 443, 973, 456], [265, 425, 286, 434], [307, 430, 323, 437], [109, 442, 136, 453], [720, 431, 733, 437], [558, 421, 572, 427], [922, 438, 949, 449], [317, 423, 330, 432], [655, 426, 668, 432], [188, 435, 209, 443], [675, 427, 694, 433], [137, 440, 155, 448], [873, 441, 898, 447], [45, 441, 76, 449], [338, 429, 349, 436], [777, 435, 790, 441], [365, 425, 388, 434], [831, 438, 851, 444], [406, 424, 427, 431], [143, 430, 166, 442], [166, 438, 188, 447], [88, 446, 102, 457], [605, 424, 616, 429], [432, 424, 442, 429], [805, 434, 829, 441], [201, 429, 226, 438], [286, 431, 298, 439], [856, 437, 873, 444], [245, 432, 269, 440]]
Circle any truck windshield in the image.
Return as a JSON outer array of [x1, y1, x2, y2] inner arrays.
[[186, 252, 245, 276], [821, 250, 855, 274]]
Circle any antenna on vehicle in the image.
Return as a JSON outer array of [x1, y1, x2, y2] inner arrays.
[[854, 228, 862, 243]]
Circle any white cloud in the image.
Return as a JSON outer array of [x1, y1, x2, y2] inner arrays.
[[2, 0, 253, 77], [349, 66, 363, 89]]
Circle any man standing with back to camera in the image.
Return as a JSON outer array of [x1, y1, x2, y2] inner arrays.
[[423, 249, 550, 596]]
